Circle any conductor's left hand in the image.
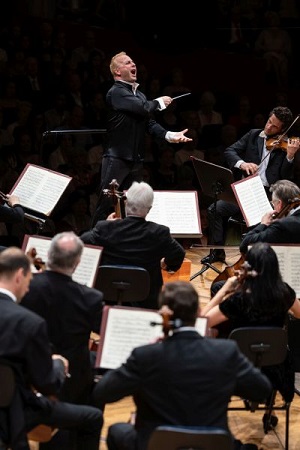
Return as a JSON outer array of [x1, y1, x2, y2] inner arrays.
[[170, 129, 193, 143]]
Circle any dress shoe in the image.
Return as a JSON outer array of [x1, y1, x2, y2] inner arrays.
[[262, 413, 278, 432], [201, 249, 226, 264]]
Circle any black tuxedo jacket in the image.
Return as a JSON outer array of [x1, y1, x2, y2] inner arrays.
[[93, 330, 272, 450], [240, 209, 300, 254], [21, 270, 104, 403], [0, 293, 66, 447], [225, 129, 294, 184], [81, 216, 185, 309]]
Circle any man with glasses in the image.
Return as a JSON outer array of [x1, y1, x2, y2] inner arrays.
[[239, 179, 300, 254]]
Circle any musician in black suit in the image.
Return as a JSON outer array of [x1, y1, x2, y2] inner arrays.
[[0, 247, 103, 450], [21, 231, 104, 405], [202, 106, 300, 264], [81, 181, 186, 309], [0, 194, 25, 249], [240, 179, 300, 254], [91, 281, 272, 450], [91, 51, 192, 223]]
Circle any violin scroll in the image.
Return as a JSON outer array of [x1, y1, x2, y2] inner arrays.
[[26, 247, 46, 272], [103, 179, 125, 218]]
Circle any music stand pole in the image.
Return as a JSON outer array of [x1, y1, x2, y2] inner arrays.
[[189, 157, 237, 281], [190, 181, 224, 280]]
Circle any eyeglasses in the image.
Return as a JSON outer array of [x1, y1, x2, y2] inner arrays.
[[270, 199, 280, 208]]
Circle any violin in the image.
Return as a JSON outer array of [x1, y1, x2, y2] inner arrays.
[[213, 254, 245, 284], [265, 114, 300, 153], [26, 247, 46, 272], [272, 197, 300, 220], [266, 135, 300, 152], [150, 306, 182, 340], [103, 179, 125, 218]]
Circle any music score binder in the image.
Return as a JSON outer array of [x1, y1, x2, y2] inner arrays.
[[95, 305, 208, 370], [22, 234, 103, 288], [9, 164, 72, 224], [231, 174, 273, 227], [145, 190, 202, 238]]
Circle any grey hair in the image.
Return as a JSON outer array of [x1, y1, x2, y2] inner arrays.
[[270, 180, 300, 205], [125, 181, 154, 217], [47, 231, 84, 272]]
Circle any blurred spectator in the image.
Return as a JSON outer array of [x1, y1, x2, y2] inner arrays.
[[254, 10, 292, 87], [55, 188, 91, 235], [174, 128, 204, 167], [153, 146, 178, 190], [227, 94, 253, 138]]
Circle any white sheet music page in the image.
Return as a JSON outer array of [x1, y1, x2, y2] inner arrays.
[[10, 164, 72, 216], [145, 190, 202, 237], [96, 307, 209, 369], [231, 174, 273, 227], [268, 245, 300, 297], [22, 235, 102, 287]]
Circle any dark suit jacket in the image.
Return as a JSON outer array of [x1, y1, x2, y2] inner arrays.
[[225, 129, 294, 184], [240, 209, 300, 254], [21, 270, 104, 404], [81, 216, 186, 309], [105, 81, 167, 161], [0, 204, 24, 224], [0, 293, 65, 447], [92, 330, 272, 450]]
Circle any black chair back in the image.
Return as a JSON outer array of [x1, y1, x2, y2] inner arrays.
[[147, 425, 233, 450], [96, 265, 150, 305]]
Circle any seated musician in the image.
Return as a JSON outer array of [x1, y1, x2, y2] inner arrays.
[[0, 193, 25, 249], [210, 179, 300, 298], [0, 247, 103, 450], [81, 181, 186, 309], [202, 242, 300, 431], [239, 179, 300, 254], [91, 280, 271, 450], [201, 106, 300, 265], [21, 231, 104, 407]]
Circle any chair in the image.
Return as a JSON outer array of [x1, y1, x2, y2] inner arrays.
[[95, 265, 150, 305], [228, 327, 291, 449], [147, 425, 233, 450]]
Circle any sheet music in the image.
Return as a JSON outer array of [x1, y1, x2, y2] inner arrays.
[[269, 245, 300, 297], [10, 164, 72, 216], [96, 306, 208, 369], [146, 191, 202, 237], [231, 175, 273, 227], [22, 235, 103, 287]]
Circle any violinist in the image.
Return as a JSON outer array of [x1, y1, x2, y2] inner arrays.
[[240, 180, 300, 254], [92, 280, 271, 450], [202, 106, 300, 265], [202, 242, 300, 432]]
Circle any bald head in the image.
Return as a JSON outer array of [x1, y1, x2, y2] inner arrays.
[[47, 232, 84, 274]]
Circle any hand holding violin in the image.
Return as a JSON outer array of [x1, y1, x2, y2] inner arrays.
[[286, 137, 300, 160]]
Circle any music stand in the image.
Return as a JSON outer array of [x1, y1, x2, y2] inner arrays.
[[190, 157, 236, 279]]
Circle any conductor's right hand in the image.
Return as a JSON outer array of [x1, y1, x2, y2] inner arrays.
[[239, 162, 258, 176]]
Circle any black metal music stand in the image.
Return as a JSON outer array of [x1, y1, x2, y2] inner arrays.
[[190, 157, 236, 280]]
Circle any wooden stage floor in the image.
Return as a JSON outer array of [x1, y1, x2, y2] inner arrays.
[[99, 245, 300, 450]]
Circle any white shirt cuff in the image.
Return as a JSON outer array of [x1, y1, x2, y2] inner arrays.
[[235, 160, 245, 169], [155, 97, 166, 111]]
